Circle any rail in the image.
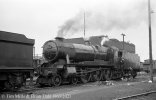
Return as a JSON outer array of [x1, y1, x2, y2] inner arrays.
[[114, 91, 156, 100]]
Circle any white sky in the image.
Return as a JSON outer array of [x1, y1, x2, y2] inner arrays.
[[0, 0, 156, 61]]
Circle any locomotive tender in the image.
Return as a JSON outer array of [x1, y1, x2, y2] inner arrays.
[[37, 36, 140, 86], [0, 31, 34, 90]]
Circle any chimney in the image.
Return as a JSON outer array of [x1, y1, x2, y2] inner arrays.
[[55, 37, 64, 42]]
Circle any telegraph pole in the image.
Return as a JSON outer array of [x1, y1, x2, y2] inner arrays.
[[84, 12, 86, 38], [121, 33, 126, 50], [148, 0, 153, 82]]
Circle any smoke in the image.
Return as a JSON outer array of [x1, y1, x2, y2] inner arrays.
[[57, 11, 85, 37], [57, 0, 147, 38]]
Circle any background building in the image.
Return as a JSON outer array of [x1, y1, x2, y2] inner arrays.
[[142, 59, 156, 73]]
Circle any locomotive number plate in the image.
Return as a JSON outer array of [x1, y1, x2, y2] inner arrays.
[[67, 67, 76, 73]]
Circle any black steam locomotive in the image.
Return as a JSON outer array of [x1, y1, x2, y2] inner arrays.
[[0, 31, 34, 90], [36, 37, 140, 86]]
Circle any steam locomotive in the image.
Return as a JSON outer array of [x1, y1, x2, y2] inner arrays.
[[36, 36, 140, 86]]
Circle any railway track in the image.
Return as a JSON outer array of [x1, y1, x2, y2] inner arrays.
[[0, 82, 89, 94], [0, 75, 153, 96], [0, 76, 148, 94], [114, 91, 156, 100], [0, 85, 42, 94]]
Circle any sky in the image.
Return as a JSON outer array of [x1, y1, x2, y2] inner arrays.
[[0, 0, 156, 61]]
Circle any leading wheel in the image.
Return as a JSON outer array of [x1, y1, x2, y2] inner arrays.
[[52, 75, 62, 86], [70, 76, 78, 85]]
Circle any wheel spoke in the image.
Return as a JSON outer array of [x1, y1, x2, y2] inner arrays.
[[95, 70, 102, 81], [80, 74, 89, 83], [105, 70, 111, 81]]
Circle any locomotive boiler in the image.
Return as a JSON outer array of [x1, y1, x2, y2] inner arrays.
[[37, 37, 140, 86], [43, 37, 114, 63]]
